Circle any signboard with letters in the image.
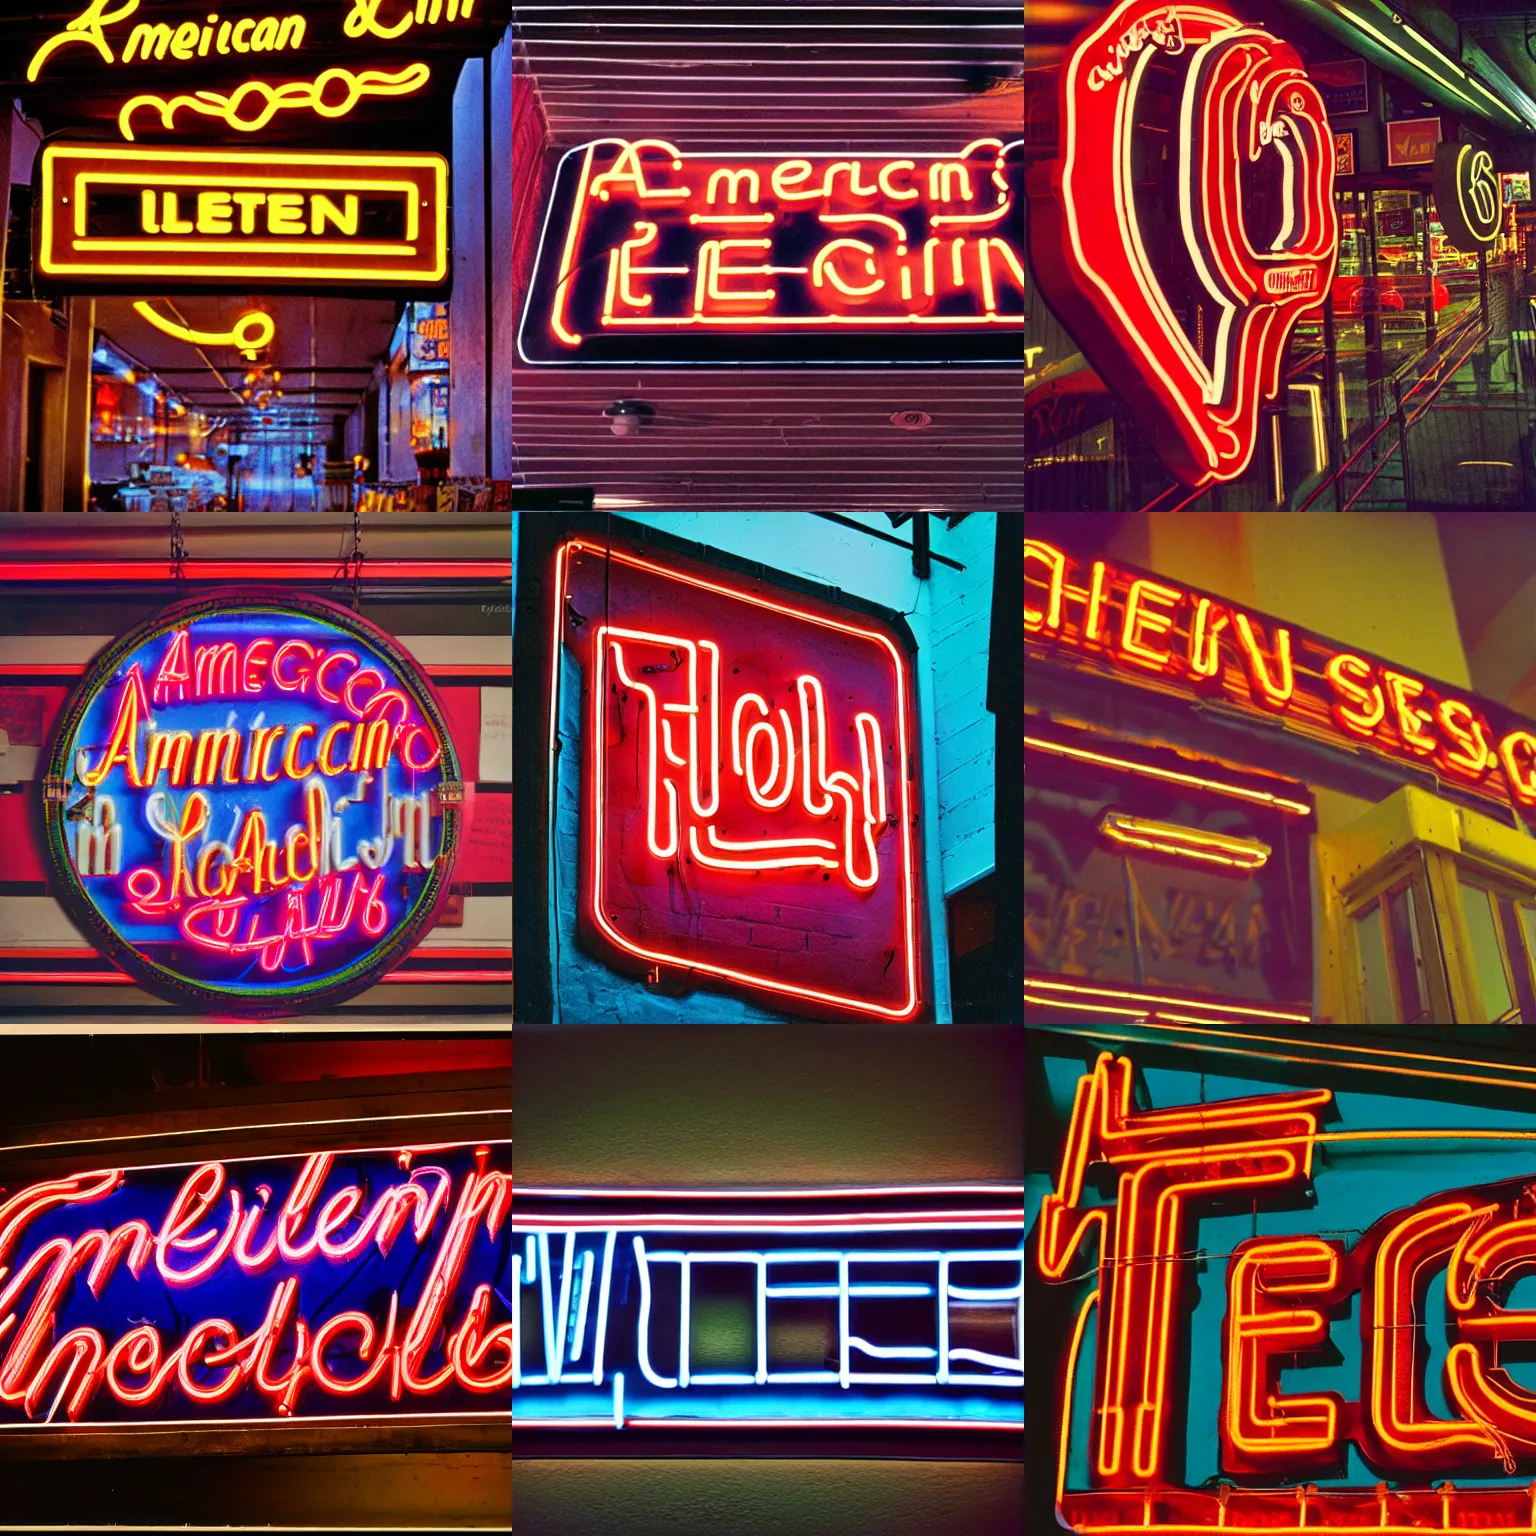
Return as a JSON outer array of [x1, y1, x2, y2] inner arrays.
[[552, 535, 922, 1021], [42, 590, 462, 1015], [1387, 115, 1442, 167], [1028, 0, 1338, 488], [0, 1140, 510, 1428], [514, 1185, 1022, 1432], [1310, 57, 1369, 116], [519, 137, 1026, 365], [1037, 1049, 1536, 1531], [1026, 537, 1536, 829], [37, 144, 448, 290]]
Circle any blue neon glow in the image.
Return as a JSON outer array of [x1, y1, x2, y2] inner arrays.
[[513, 1204, 1023, 1429]]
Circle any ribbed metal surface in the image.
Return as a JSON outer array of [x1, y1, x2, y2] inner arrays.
[[510, 1, 1023, 513], [514, 1, 1023, 150]]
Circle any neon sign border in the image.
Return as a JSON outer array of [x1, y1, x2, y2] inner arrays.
[[1037, 1050, 1536, 1531], [41, 587, 464, 1017], [549, 535, 922, 1021], [37, 144, 450, 289], [514, 1183, 1023, 1434], [0, 1135, 511, 1436], [516, 137, 1027, 368]]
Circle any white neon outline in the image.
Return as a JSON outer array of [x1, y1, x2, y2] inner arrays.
[[517, 139, 1025, 367], [560, 539, 919, 1019]]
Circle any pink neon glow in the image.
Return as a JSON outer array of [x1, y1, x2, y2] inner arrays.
[[560, 538, 920, 1019], [0, 1149, 511, 1423]]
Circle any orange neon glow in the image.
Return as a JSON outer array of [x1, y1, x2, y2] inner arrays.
[[1038, 1053, 1329, 1486], [1023, 978, 1312, 1023], [1323, 651, 1385, 738], [1383, 670, 1438, 756], [1221, 1238, 1343, 1469], [553, 538, 919, 1020], [1097, 811, 1271, 871], [536, 137, 1024, 350], [1024, 736, 1312, 817], [1027, 538, 1536, 823], [1116, 578, 1182, 671], [1044, 1054, 1536, 1533]]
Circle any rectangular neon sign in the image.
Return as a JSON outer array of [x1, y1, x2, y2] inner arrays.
[[518, 138, 1026, 365], [38, 144, 449, 288], [1026, 538, 1536, 825], [1038, 1049, 1536, 1530], [0, 1140, 509, 1427], [513, 1186, 1023, 1432], [553, 536, 922, 1021]]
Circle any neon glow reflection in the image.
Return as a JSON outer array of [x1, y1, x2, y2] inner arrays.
[[44, 591, 460, 1014], [512, 1188, 1023, 1429], [0, 1142, 510, 1426]]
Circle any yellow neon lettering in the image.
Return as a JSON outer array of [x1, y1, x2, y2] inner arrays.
[[251, 17, 278, 50], [770, 159, 815, 199], [119, 64, 432, 142], [707, 167, 760, 206], [196, 191, 232, 234], [199, 19, 213, 55], [317, 722, 350, 775], [878, 160, 919, 201], [171, 20, 198, 58], [232, 16, 253, 50], [160, 192, 194, 234], [265, 192, 304, 234], [124, 21, 173, 63], [344, 0, 416, 38], [132, 301, 274, 360], [311, 193, 358, 236], [227, 191, 264, 232], [216, 18, 230, 52], [140, 190, 158, 234], [28, 0, 140, 82], [929, 162, 974, 203], [276, 15, 304, 48], [282, 723, 316, 780]]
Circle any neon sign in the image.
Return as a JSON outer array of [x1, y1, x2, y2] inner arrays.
[[1026, 538, 1536, 825], [1039, 1050, 1536, 1529], [552, 537, 921, 1021], [38, 145, 448, 289], [518, 138, 1025, 366], [42, 590, 461, 1015], [1028, 0, 1338, 487], [21, 0, 492, 86], [0, 1141, 509, 1427], [513, 1186, 1022, 1431], [1435, 143, 1504, 251]]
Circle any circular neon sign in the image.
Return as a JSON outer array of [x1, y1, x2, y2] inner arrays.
[[43, 591, 462, 1016]]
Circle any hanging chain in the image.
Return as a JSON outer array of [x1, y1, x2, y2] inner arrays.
[[349, 488, 365, 611], [169, 502, 187, 585]]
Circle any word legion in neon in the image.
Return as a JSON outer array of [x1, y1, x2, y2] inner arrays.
[[513, 1187, 1023, 1431], [39, 145, 449, 288], [1042, 1053, 1536, 1530], [555, 537, 921, 1021], [1029, 0, 1338, 487], [520, 138, 1025, 365], [43, 591, 461, 1015], [0, 1142, 509, 1426], [1026, 539, 1536, 819]]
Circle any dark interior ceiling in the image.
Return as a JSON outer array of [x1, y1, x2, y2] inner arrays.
[[94, 295, 397, 442], [511, 0, 1024, 513]]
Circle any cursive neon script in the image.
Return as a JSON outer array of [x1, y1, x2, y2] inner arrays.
[[0, 1147, 511, 1422], [1085, 10, 1185, 91]]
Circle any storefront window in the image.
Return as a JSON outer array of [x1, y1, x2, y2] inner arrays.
[[1459, 878, 1518, 1023]]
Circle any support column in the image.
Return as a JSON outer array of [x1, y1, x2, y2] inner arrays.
[[60, 296, 94, 511]]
